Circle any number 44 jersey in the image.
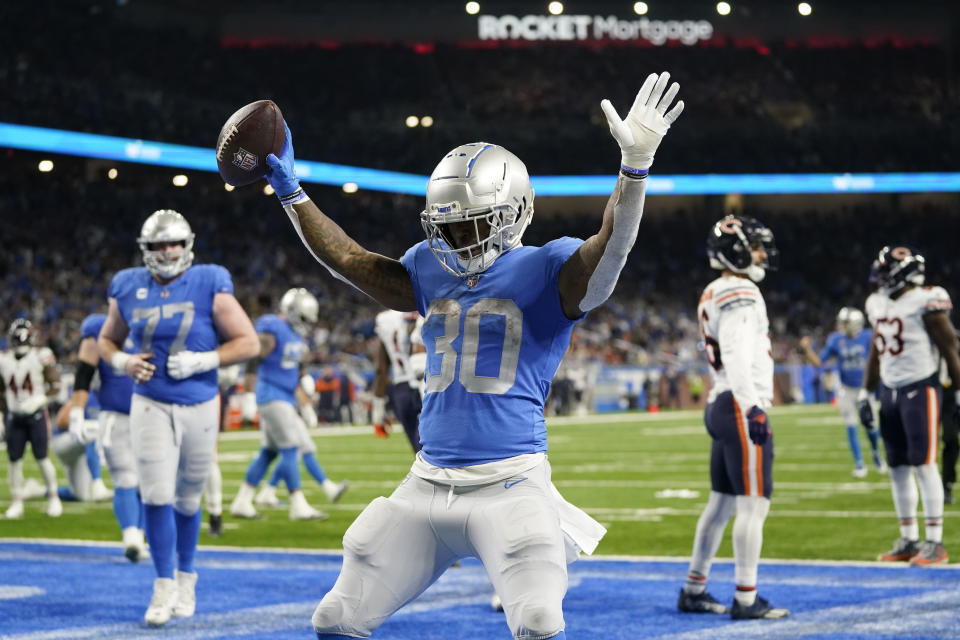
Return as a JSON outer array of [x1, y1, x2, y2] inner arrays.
[[401, 237, 584, 467], [697, 275, 773, 411], [865, 286, 952, 389], [108, 264, 234, 405]]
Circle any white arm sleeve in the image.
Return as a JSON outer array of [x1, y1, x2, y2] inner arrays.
[[578, 178, 647, 313], [283, 203, 363, 291], [717, 304, 760, 411]]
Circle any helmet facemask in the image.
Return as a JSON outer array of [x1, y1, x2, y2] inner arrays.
[[138, 210, 195, 279], [421, 143, 534, 278]]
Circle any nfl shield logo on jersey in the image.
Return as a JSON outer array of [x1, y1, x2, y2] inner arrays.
[[232, 148, 258, 172], [466, 275, 480, 288]]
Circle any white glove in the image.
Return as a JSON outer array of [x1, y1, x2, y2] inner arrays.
[[240, 391, 258, 422], [299, 403, 318, 429], [167, 350, 220, 380], [300, 374, 316, 398], [68, 406, 99, 444], [600, 71, 684, 173]]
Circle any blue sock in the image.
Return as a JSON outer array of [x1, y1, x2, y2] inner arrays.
[[113, 487, 141, 530], [138, 493, 146, 531], [278, 447, 302, 491], [244, 448, 278, 486], [84, 442, 101, 480], [58, 486, 77, 501], [269, 460, 281, 488], [145, 504, 176, 579], [302, 452, 327, 484], [174, 508, 202, 574], [846, 425, 864, 466], [866, 427, 881, 454]]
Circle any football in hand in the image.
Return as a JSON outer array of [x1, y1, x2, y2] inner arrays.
[[216, 100, 286, 187]]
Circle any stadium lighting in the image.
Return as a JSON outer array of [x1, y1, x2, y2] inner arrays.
[[107, 167, 118, 179], [263, 183, 275, 195], [223, 183, 235, 192], [405, 115, 420, 128], [420, 115, 434, 127], [548, 1, 564, 15], [798, 2, 812, 15], [465, 1, 480, 14], [38, 159, 54, 172], [716, 1, 731, 15], [633, 2, 649, 15], [172, 174, 188, 186], [342, 182, 359, 194]]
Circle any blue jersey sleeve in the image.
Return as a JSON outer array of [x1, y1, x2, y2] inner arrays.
[[208, 264, 234, 295], [400, 241, 430, 317], [254, 315, 279, 335], [540, 236, 585, 319], [818, 333, 840, 365], [80, 314, 106, 341]]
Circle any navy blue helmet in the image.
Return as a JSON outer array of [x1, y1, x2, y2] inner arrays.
[[873, 245, 925, 295], [707, 215, 778, 282]]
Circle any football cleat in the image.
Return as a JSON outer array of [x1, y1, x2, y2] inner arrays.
[[90, 478, 114, 502], [878, 537, 921, 562], [254, 485, 281, 508], [229, 497, 262, 520], [852, 466, 868, 479], [208, 513, 223, 537], [290, 492, 328, 521], [491, 593, 504, 612], [678, 588, 729, 614], [877, 538, 920, 562], [46, 495, 62, 518], [909, 541, 948, 566], [324, 480, 349, 504], [730, 595, 790, 620], [144, 577, 179, 626], [123, 528, 147, 563], [5, 500, 24, 519], [173, 570, 198, 617]]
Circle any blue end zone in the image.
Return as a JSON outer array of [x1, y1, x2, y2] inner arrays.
[[0, 541, 957, 639]]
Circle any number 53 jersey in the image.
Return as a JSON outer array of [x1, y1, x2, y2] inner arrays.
[[401, 237, 584, 468], [865, 285, 952, 388], [108, 264, 234, 405]]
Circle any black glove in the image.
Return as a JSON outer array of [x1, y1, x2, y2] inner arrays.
[[746, 406, 770, 446], [857, 389, 875, 431]]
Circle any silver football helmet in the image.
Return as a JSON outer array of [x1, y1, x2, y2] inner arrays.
[[420, 142, 534, 277], [137, 210, 195, 279], [836, 307, 865, 336], [280, 288, 319, 334]]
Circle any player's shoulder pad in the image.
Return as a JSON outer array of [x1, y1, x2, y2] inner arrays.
[[192, 264, 234, 294], [37, 346, 56, 365], [255, 314, 281, 334], [108, 267, 149, 298], [920, 285, 952, 312], [712, 278, 759, 313], [80, 314, 107, 340]]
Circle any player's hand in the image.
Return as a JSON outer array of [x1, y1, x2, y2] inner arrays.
[[600, 71, 684, 174], [240, 391, 258, 422], [167, 350, 221, 380], [117, 352, 156, 384], [265, 121, 301, 198], [799, 336, 812, 350], [371, 396, 389, 438], [300, 403, 319, 429], [857, 388, 875, 431], [746, 406, 770, 446]]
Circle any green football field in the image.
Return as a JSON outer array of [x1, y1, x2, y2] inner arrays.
[[1, 403, 956, 563]]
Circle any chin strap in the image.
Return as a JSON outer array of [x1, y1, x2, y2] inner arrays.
[[578, 177, 647, 313]]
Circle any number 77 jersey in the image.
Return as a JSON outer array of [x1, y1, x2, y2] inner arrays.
[[401, 237, 585, 467], [697, 274, 773, 409]]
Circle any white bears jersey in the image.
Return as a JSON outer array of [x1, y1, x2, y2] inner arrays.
[[865, 292, 886, 327], [698, 275, 773, 410], [0, 347, 55, 415], [374, 310, 418, 387], [865, 285, 952, 388]]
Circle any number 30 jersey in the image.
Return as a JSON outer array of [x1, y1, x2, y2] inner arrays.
[[865, 285, 952, 388], [401, 237, 584, 467], [697, 275, 773, 411], [108, 264, 234, 405]]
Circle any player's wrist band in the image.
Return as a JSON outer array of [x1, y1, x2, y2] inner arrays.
[[279, 186, 309, 206], [619, 164, 649, 179]]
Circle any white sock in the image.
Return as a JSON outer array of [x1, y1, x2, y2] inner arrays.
[[889, 465, 920, 540], [685, 491, 736, 594], [9, 459, 24, 500], [915, 464, 944, 543], [205, 462, 223, 516], [733, 496, 769, 595], [37, 457, 58, 494]]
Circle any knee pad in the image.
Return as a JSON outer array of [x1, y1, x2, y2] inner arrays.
[[514, 601, 564, 640], [343, 496, 402, 560], [311, 597, 352, 636], [174, 494, 202, 516], [139, 478, 175, 506], [112, 468, 138, 489]]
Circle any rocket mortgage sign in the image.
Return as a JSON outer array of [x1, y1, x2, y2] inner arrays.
[[477, 14, 714, 45]]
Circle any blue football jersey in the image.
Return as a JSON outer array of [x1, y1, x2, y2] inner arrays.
[[81, 313, 133, 414], [254, 314, 307, 406], [401, 237, 584, 467], [819, 329, 872, 388], [108, 264, 233, 405]]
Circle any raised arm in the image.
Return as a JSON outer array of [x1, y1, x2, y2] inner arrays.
[[558, 72, 683, 319], [265, 124, 416, 312]]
